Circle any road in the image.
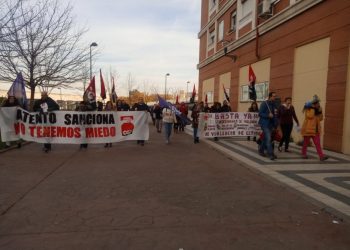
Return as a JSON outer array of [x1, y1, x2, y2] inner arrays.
[[0, 126, 349, 249]]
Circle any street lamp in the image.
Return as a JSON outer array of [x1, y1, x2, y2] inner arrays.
[[186, 81, 190, 102], [165, 73, 170, 101], [89, 42, 98, 80]]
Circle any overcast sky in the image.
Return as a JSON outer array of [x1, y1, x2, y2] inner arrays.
[[68, 0, 201, 97], [0, 0, 201, 98]]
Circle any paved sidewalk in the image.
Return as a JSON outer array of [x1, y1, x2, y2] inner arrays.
[[0, 126, 350, 249], [195, 134, 350, 221]]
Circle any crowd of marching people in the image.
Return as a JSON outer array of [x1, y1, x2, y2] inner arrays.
[[1, 91, 328, 161]]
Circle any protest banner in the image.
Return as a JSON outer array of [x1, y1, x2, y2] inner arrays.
[[0, 107, 149, 144], [199, 112, 261, 138]]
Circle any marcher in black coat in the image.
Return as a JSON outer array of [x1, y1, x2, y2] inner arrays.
[[221, 100, 231, 112], [133, 98, 149, 146], [33, 92, 59, 153]]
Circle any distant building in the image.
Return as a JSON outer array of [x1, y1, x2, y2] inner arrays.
[[198, 0, 350, 154], [0, 88, 82, 110]]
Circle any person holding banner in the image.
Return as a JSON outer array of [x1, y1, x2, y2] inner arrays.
[[1, 95, 22, 148], [191, 102, 204, 144], [258, 92, 278, 160], [33, 91, 60, 153], [162, 103, 177, 144], [104, 101, 114, 148], [133, 98, 149, 146], [221, 100, 231, 112], [247, 101, 259, 141], [211, 102, 222, 141], [76, 101, 89, 149]]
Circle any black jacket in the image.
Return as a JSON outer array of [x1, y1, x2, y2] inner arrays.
[[33, 97, 59, 112], [221, 104, 231, 112], [2, 99, 20, 107], [133, 102, 148, 111]]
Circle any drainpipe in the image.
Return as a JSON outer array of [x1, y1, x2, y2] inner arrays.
[[255, 0, 260, 59]]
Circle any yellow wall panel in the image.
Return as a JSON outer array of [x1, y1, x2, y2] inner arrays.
[[202, 78, 215, 104], [292, 37, 330, 144], [219, 72, 231, 103]]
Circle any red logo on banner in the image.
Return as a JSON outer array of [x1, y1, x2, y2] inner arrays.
[[120, 116, 134, 136]]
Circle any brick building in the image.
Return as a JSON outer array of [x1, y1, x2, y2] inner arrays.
[[197, 0, 350, 154]]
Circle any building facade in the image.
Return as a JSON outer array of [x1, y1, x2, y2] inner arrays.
[[198, 0, 350, 154]]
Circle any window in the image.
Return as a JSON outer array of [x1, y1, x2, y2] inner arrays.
[[218, 20, 224, 41], [209, 0, 217, 11], [240, 82, 269, 102], [238, 0, 253, 29], [208, 30, 215, 46], [241, 0, 253, 17], [223, 88, 230, 101], [206, 91, 214, 103], [230, 12, 237, 32]]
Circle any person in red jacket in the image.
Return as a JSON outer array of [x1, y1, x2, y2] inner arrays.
[[179, 102, 188, 132]]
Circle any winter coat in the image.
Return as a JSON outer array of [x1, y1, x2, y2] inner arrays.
[[191, 109, 200, 128], [154, 106, 163, 119], [2, 98, 20, 107], [301, 108, 323, 136], [221, 104, 231, 112], [133, 102, 149, 111], [258, 101, 277, 129], [162, 108, 176, 123], [33, 97, 59, 112], [278, 104, 299, 125]]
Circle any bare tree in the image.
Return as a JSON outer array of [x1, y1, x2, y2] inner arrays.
[[0, 0, 90, 109], [149, 84, 160, 96], [106, 66, 120, 100], [126, 72, 136, 104], [0, 0, 22, 41]]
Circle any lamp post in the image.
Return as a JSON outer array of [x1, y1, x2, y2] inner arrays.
[[89, 42, 98, 80], [186, 81, 190, 102], [165, 73, 170, 101]]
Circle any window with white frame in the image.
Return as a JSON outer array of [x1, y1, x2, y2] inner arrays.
[[230, 12, 237, 32], [208, 29, 215, 46], [241, 0, 253, 17], [206, 91, 213, 103], [209, 0, 217, 11], [223, 88, 230, 101], [240, 82, 269, 102], [238, 0, 254, 29], [218, 20, 224, 42]]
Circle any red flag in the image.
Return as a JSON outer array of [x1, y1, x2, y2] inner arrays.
[[248, 65, 257, 101], [83, 76, 96, 103], [249, 65, 256, 86], [100, 69, 106, 100], [205, 93, 208, 104], [176, 95, 179, 104], [190, 84, 196, 103], [223, 85, 230, 102]]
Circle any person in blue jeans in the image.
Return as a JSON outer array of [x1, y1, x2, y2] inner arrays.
[[258, 92, 278, 160], [162, 105, 177, 144]]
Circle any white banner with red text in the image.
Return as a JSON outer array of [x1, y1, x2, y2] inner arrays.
[[199, 112, 261, 138], [0, 107, 149, 144]]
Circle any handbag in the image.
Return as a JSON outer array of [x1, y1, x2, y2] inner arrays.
[[272, 129, 282, 142]]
